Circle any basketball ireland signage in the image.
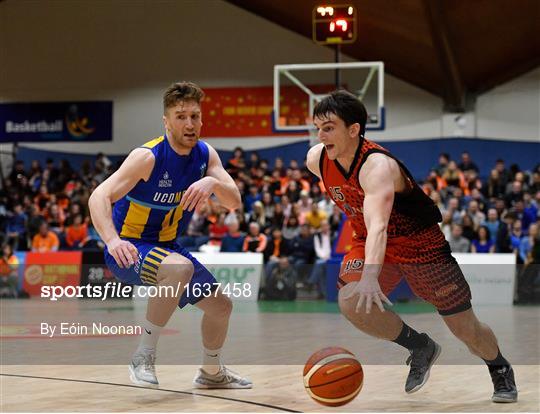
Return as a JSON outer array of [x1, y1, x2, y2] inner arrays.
[[0, 101, 113, 142]]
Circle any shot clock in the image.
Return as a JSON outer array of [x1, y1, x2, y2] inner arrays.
[[312, 5, 357, 45]]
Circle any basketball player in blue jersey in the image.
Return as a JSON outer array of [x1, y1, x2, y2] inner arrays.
[[89, 82, 251, 389]]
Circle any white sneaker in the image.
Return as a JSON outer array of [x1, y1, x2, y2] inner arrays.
[[129, 350, 159, 388], [193, 366, 252, 389]]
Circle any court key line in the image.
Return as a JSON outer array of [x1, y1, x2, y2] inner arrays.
[[0, 373, 301, 413]]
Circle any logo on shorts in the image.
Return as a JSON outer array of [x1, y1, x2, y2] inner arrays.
[[435, 283, 458, 298], [159, 171, 172, 188]]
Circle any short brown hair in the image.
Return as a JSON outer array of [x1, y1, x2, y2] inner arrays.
[[163, 81, 205, 113]]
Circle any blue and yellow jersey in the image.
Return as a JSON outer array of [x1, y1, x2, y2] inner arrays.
[[112, 135, 209, 243]]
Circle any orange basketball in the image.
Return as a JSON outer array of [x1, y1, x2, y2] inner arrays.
[[303, 347, 363, 407]]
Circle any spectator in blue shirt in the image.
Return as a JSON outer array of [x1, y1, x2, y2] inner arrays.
[[482, 208, 500, 244], [220, 218, 245, 253], [471, 226, 495, 253], [519, 223, 538, 263], [6, 204, 27, 250], [244, 185, 261, 213]]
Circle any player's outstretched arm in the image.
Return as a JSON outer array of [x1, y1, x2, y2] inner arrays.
[[306, 143, 324, 179], [180, 144, 241, 212], [88, 148, 154, 267], [345, 154, 396, 313]]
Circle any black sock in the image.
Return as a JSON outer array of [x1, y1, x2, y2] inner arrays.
[[483, 349, 510, 372], [392, 323, 428, 350]]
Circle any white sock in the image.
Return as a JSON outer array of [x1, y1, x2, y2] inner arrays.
[[136, 320, 163, 354], [202, 347, 222, 375]]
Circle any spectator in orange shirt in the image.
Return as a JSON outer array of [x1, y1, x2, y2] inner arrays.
[[242, 222, 267, 253], [0, 244, 19, 298], [65, 214, 89, 250], [32, 222, 59, 252]]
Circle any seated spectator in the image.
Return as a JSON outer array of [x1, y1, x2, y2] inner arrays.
[[505, 181, 524, 207], [519, 223, 538, 263], [471, 226, 495, 253], [308, 220, 333, 299], [264, 227, 291, 275], [290, 224, 315, 282], [220, 217, 245, 253], [261, 192, 275, 221], [6, 204, 27, 250], [0, 244, 19, 298], [434, 153, 449, 176], [177, 204, 210, 251], [65, 214, 89, 250], [282, 215, 300, 240], [444, 197, 462, 223], [442, 161, 467, 195], [494, 159, 511, 187], [430, 190, 444, 213], [328, 205, 344, 236], [482, 208, 500, 244], [513, 200, 535, 233], [317, 191, 334, 218], [440, 211, 453, 241], [269, 203, 285, 229], [458, 151, 479, 173], [483, 169, 506, 199], [242, 222, 267, 253], [46, 203, 65, 234], [448, 224, 470, 253], [509, 219, 525, 261], [244, 185, 261, 213], [265, 257, 297, 301], [496, 212, 516, 253], [297, 190, 312, 216], [32, 222, 59, 252], [460, 214, 477, 241], [465, 200, 485, 229], [523, 192, 538, 223], [305, 203, 328, 230], [208, 213, 228, 246], [248, 201, 267, 229]]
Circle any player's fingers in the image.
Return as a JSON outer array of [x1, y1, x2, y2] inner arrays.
[[121, 246, 135, 266], [193, 196, 208, 212], [127, 244, 139, 262], [365, 295, 373, 314], [180, 186, 194, 209], [185, 189, 201, 211], [192, 191, 209, 212], [380, 292, 393, 306], [355, 293, 366, 313], [113, 248, 129, 268], [374, 294, 385, 313]]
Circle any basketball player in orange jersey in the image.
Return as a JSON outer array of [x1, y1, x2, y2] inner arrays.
[[306, 90, 517, 402]]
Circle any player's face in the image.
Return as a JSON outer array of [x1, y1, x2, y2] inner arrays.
[[313, 113, 360, 160], [163, 100, 202, 150]]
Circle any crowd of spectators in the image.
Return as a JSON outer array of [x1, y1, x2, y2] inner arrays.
[[1, 147, 539, 301]]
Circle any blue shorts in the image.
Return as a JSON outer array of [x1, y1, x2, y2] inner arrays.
[[104, 239, 217, 308]]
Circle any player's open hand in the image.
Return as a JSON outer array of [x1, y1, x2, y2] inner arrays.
[[346, 275, 392, 314], [180, 176, 217, 212], [107, 238, 138, 268]]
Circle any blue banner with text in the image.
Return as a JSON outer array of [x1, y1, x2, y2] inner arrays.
[[0, 101, 113, 142]]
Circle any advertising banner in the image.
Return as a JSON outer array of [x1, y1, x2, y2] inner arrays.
[[0, 101, 113, 142], [22, 252, 82, 296]]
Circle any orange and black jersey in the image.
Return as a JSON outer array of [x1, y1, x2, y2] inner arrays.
[[319, 137, 442, 241]]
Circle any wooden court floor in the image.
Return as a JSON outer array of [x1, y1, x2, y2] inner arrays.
[[1, 299, 538, 412]]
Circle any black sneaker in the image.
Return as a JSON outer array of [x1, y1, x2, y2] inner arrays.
[[405, 335, 441, 393], [490, 365, 518, 403]]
